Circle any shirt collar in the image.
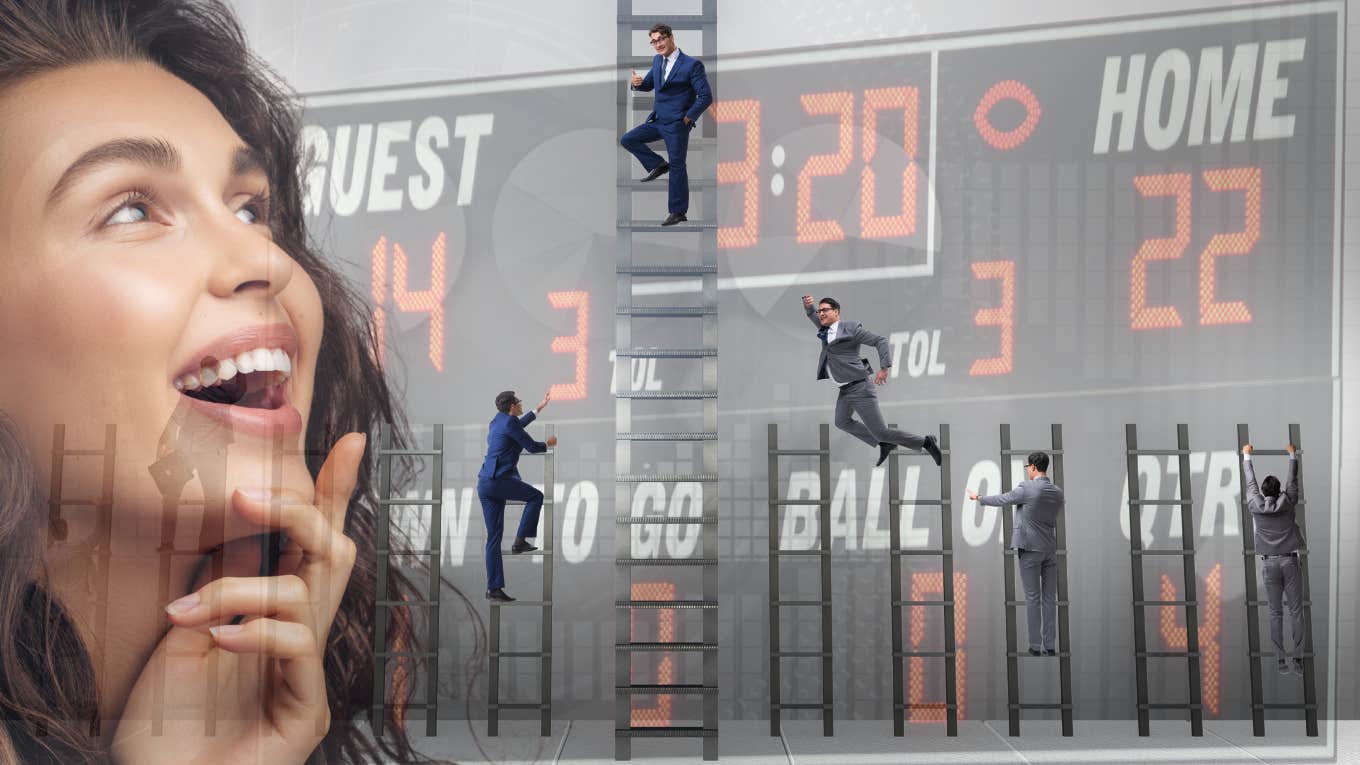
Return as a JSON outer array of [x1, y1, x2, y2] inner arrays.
[[828, 320, 840, 335], [664, 49, 680, 65]]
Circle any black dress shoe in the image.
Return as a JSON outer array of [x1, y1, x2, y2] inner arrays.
[[661, 212, 687, 226], [1292, 659, 1306, 676], [642, 162, 670, 182], [1044, 649, 1058, 657], [511, 539, 538, 554], [486, 588, 515, 602], [876, 442, 897, 467], [923, 435, 943, 466], [1028, 648, 1043, 657]]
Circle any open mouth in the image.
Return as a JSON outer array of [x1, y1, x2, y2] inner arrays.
[[174, 347, 292, 410]]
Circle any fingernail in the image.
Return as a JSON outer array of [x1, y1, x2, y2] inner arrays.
[[209, 624, 244, 640], [165, 593, 200, 615], [238, 487, 270, 502]]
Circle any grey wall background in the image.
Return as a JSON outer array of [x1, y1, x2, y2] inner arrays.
[[227, 0, 1359, 724]]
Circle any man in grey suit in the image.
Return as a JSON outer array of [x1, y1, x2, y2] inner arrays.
[[969, 451, 1064, 656], [801, 295, 942, 467], [1242, 442, 1307, 676]]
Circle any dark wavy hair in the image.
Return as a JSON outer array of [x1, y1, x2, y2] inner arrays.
[[0, 1, 456, 762]]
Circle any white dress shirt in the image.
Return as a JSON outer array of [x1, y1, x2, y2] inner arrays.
[[823, 320, 842, 385], [661, 49, 679, 83]]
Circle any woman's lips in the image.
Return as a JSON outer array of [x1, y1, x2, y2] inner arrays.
[[182, 383, 302, 438]]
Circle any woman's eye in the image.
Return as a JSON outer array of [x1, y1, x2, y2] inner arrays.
[[106, 202, 148, 225], [235, 206, 258, 225]]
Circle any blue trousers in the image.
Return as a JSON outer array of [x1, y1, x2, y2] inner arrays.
[[477, 476, 544, 591], [620, 119, 692, 214]]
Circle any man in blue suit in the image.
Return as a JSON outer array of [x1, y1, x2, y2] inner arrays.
[[621, 22, 713, 226], [969, 451, 1066, 656], [478, 390, 557, 602]]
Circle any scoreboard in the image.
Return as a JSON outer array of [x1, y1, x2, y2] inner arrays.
[[299, 3, 1340, 722]]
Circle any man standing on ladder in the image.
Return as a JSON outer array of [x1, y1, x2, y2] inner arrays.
[[968, 451, 1064, 656], [801, 295, 942, 467], [1242, 442, 1307, 676], [478, 390, 556, 602], [620, 22, 713, 227]]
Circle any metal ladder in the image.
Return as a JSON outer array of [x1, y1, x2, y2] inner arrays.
[[1235, 423, 1319, 737], [1124, 423, 1202, 736], [488, 424, 555, 737], [47, 423, 115, 737], [766, 423, 833, 736], [998, 424, 1074, 736], [615, 1, 719, 760], [372, 422, 444, 738], [887, 424, 957, 736]]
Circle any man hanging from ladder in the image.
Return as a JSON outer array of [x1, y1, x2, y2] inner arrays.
[[800, 294, 942, 467], [478, 390, 556, 602], [968, 451, 1064, 656], [1241, 442, 1307, 676]]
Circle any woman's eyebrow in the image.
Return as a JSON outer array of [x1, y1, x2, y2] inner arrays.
[[45, 137, 180, 210]]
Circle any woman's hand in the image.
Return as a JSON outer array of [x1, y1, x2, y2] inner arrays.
[[112, 432, 366, 765]]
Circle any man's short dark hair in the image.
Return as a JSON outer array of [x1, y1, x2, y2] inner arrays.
[[1027, 451, 1050, 473], [495, 390, 519, 413], [1262, 475, 1281, 498], [819, 297, 840, 312], [649, 23, 673, 39]]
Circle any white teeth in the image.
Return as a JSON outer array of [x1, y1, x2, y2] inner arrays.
[[175, 347, 292, 394]]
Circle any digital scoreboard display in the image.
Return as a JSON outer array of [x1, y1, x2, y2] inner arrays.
[[300, 3, 1340, 723]]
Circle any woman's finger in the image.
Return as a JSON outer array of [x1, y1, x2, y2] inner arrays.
[[165, 574, 312, 628], [230, 487, 357, 571], [208, 618, 327, 707], [313, 431, 366, 529]]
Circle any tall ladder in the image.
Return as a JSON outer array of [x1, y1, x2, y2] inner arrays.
[[1124, 424, 1202, 736], [1235, 423, 1319, 737], [766, 424, 834, 736], [887, 423, 957, 736], [372, 422, 444, 737], [488, 424, 555, 737], [48, 424, 115, 736], [615, 1, 719, 760], [998, 424, 1074, 736]]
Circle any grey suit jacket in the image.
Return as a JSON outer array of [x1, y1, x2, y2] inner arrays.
[[803, 304, 892, 383], [977, 476, 1064, 552], [1243, 455, 1304, 555]]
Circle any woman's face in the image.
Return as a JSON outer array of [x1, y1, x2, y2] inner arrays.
[[0, 60, 324, 552]]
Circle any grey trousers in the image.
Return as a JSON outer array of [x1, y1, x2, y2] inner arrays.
[[1262, 554, 1307, 660], [1018, 548, 1058, 651], [834, 380, 926, 449]]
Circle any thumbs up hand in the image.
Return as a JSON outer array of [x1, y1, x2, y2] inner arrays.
[[631, 69, 642, 88]]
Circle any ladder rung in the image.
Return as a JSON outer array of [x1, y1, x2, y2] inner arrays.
[[1137, 651, 1201, 658], [490, 702, 550, 710], [618, 684, 717, 695], [616, 431, 718, 441], [1131, 549, 1195, 556], [615, 347, 718, 358], [774, 651, 832, 658], [616, 306, 716, 319], [617, 265, 717, 277], [1011, 703, 1074, 709], [1139, 703, 1203, 710], [1007, 651, 1072, 658], [770, 499, 828, 506], [897, 702, 957, 709], [504, 549, 552, 557], [1253, 703, 1318, 709], [1250, 651, 1316, 658], [769, 449, 830, 456], [375, 651, 439, 658], [374, 702, 437, 710], [892, 549, 953, 556], [616, 557, 717, 566], [1243, 550, 1309, 557], [618, 220, 719, 232], [616, 726, 717, 738], [615, 390, 716, 400], [774, 600, 830, 607], [1246, 600, 1313, 607], [58, 450, 109, 457], [618, 14, 714, 29], [377, 499, 440, 506], [999, 450, 1066, 456], [376, 449, 441, 457], [772, 702, 833, 709], [1243, 449, 1296, 456], [895, 600, 954, 607], [617, 474, 719, 482], [376, 600, 438, 607], [617, 642, 717, 651], [894, 651, 956, 658], [1127, 449, 1192, 456], [490, 600, 551, 607], [376, 549, 440, 556], [492, 651, 550, 659], [772, 550, 829, 556], [1127, 499, 1193, 506], [1003, 550, 1068, 557], [617, 600, 717, 609], [1004, 600, 1070, 607], [1134, 600, 1197, 607], [620, 178, 718, 191], [616, 516, 717, 525], [891, 499, 949, 506]]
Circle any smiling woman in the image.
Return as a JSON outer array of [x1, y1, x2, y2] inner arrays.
[[0, 2, 448, 764]]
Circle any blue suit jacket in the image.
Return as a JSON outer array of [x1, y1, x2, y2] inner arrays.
[[633, 49, 712, 125], [477, 411, 546, 481]]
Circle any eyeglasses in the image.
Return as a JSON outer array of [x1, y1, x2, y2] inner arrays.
[[649, 36, 670, 45], [815, 308, 835, 314]]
